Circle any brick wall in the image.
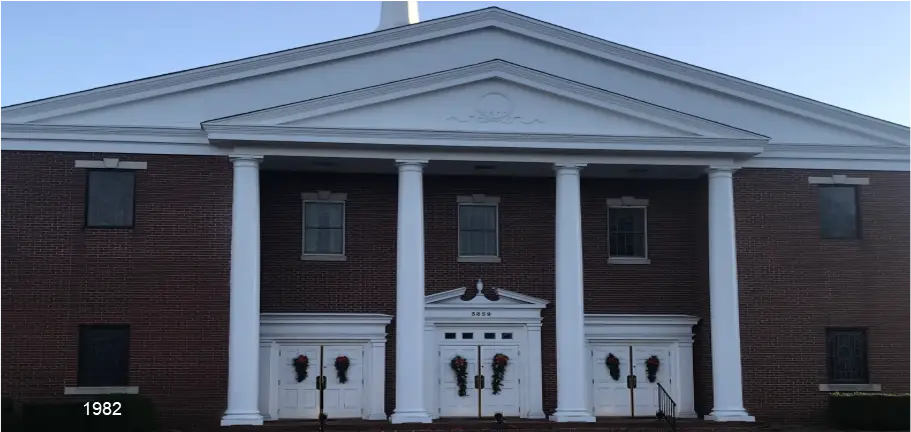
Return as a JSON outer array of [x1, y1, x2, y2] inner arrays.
[[1, 151, 233, 428], [734, 169, 910, 422]]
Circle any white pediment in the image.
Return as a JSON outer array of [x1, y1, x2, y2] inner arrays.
[[425, 279, 549, 310], [203, 61, 765, 141]]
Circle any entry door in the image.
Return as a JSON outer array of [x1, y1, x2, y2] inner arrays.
[[322, 345, 364, 419], [479, 345, 521, 417], [276, 345, 364, 419], [591, 344, 632, 416], [277, 345, 322, 419], [439, 345, 480, 417], [631, 344, 670, 418], [590, 344, 672, 418]]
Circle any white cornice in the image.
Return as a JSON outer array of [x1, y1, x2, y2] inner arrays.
[[3, 8, 907, 145], [204, 60, 767, 141], [202, 124, 766, 155]]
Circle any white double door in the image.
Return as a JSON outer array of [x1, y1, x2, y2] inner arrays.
[[276, 345, 364, 419], [439, 344, 521, 418], [591, 343, 672, 418]]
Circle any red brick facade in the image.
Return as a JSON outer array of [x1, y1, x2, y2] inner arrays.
[[2, 151, 908, 428]]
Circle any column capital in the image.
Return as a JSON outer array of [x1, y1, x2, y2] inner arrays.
[[229, 154, 263, 167], [395, 159, 428, 172], [706, 165, 739, 177], [553, 163, 587, 173]]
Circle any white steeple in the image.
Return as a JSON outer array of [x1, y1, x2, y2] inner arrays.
[[376, 1, 420, 31]]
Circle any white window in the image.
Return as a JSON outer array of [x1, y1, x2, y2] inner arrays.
[[607, 197, 650, 264], [457, 195, 500, 263], [301, 191, 347, 261]]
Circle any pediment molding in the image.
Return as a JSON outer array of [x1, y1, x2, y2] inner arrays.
[[425, 279, 549, 310], [203, 60, 767, 143]]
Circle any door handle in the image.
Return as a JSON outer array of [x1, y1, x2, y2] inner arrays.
[[474, 375, 480, 389], [480, 375, 485, 389], [627, 375, 637, 389], [321, 376, 328, 389], [316, 375, 321, 390]]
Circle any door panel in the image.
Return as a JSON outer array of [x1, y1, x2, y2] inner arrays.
[[277, 345, 321, 419], [322, 345, 364, 419], [591, 344, 632, 417], [631, 344, 671, 418], [480, 345, 521, 417], [439, 345, 480, 417]]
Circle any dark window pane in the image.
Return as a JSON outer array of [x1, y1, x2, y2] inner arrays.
[[461, 333, 474, 340], [826, 329, 868, 384], [303, 202, 345, 254], [609, 207, 646, 257], [444, 333, 456, 340], [820, 186, 859, 239], [86, 171, 135, 228], [78, 325, 130, 387], [458, 205, 498, 256], [501, 333, 513, 340], [484, 333, 496, 340]]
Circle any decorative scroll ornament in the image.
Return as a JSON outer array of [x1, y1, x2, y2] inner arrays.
[[447, 93, 543, 125]]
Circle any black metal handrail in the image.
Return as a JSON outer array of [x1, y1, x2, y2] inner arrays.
[[656, 382, 677, 431]]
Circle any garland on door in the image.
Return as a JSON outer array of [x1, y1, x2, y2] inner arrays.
[[450, 356, 469, 397], [645, 355, 660, 383], [605, 353, 621, 381], [335, 355, 350, 384], [293, 355, 309, 383], [491, 353, 510, 395]]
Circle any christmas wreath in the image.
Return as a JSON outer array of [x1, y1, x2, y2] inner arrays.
[[645, 355, 660, 383], [293, 355, 309, 383], [335, 355, 350, 384], [450, 356, 469, 397], [605, 353, 621, 381], [491, 353, 509, 395]]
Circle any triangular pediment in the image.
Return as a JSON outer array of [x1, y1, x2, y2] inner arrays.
[[425, 280, 549, 309], [203, 61, 765, 141]]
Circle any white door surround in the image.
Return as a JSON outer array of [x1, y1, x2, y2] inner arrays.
[[584, 314, 700, 419], [424, 280, 548, 420], [259, 313, 392, 421]]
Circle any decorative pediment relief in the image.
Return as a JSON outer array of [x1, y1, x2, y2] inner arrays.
[[425, 279, 549, 309]]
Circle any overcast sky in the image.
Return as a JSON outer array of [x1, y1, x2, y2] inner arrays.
[[3, 1, 908, 126]]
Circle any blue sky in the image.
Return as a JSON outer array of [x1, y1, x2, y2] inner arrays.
[[3, 1, 909, 126]]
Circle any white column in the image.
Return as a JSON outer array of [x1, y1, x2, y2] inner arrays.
[[705, 166, 754, 422], [390, 160, 433, 424], [551, 163, 595, 423], [222, 155, 264, 426]]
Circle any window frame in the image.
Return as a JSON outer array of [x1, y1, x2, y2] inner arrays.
[[84, 169, 137, 229], [817, 184, 862, 240], [825, 327, 869, 385], [457, 197, 501, 263], [76, 324, 131, 388], [301, 191, 347, 261], [606, 197, 650, 264]]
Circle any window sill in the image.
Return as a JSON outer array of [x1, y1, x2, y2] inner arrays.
[[818, 383, 881, 392], [608, 257, 651, 265], [64, 386, 139, 395], [458, 256, 501, 263], [301, 254, 347, 262]]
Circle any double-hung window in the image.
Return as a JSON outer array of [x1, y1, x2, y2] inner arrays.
[[607, 197, 650, 264], [301, 191, 347, 260], [457, 195, 500, 262]]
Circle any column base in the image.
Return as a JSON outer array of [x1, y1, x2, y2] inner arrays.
[[389, 411, 433, 424], [221, 412, 264, 426], [550, 409, 596, 423], [705, 409, 755, 422]]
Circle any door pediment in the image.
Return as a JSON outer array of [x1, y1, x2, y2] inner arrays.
[[426, 279, 549, 310], [202, 61, 768, 155]]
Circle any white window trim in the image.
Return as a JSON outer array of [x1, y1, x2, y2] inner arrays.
[[75, 158, 147, 170], [301, 191, 347, 261], [808, 175, 870, 185], [64, 386, 139, 395], [606, 197, 650, 265], [457, 195, 501, 263]]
